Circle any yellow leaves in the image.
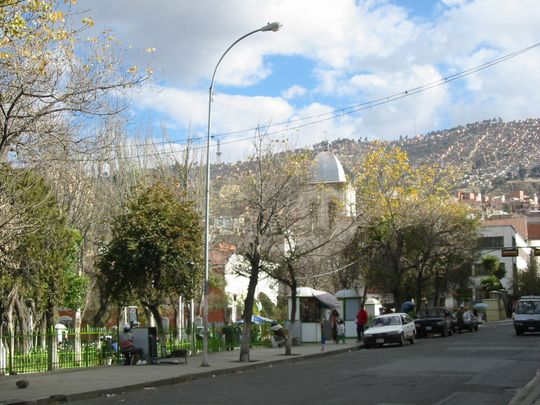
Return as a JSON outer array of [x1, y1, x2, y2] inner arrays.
[[146, 47, 156, 53], [54, 29, 69, 40], [81, 17, 94, 27], [127, 65, 139, 74], [48, 11, 64, 23]]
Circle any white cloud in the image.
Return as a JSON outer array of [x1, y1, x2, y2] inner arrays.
[[78, 0, 540, 161], [281, 85, 307, 100]]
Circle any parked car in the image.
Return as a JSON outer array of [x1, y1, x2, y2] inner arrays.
[[363, 313, 416, 348], [414, 307, 453, 337], [513, 296, 540, 336], [451, 309, 479, 333]]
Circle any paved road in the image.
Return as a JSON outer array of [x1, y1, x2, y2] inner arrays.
[[80, 322, 540, 405]]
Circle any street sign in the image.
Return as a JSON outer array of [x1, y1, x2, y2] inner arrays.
[[501, 248, 519, 257]]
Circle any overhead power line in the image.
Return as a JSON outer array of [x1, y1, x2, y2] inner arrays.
[[13, 42, 540, 164]]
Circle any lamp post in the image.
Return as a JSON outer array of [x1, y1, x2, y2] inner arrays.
[[202, 21, 281, 367]]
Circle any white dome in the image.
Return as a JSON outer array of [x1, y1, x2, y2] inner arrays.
[[311, 151, 346, 183]]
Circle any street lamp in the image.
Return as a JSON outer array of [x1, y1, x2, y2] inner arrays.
[[202, 21, 281, 367]]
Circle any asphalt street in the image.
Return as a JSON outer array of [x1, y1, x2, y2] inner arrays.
[[78, 322, 540, 405]]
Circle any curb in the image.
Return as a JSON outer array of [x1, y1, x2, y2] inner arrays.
[[4, 345, 361, 405], [508, 369, 540, 405]]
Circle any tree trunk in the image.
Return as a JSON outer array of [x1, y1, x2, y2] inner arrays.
[[239, 259, 260, 362], [74, 308, 82, 365], [6, 294, 15, 374], [433, 271, 440, 308], [392, 287, 402, 312], [145, 303, 165, 358], [14, 296, 30, 354], [415, 268, 424, 312], [46, 305, 57, 371], [285, 278, 297, 356]]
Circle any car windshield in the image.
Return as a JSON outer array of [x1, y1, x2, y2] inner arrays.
[[516, 301, 540, 314], [417, 308, 443, 318], [373, 316, 401, 327]]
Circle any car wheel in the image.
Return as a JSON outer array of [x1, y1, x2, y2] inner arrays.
[[442, 326, 448, 337], [398, 333, 405, 346], [516, 329, 523, 336], [410, 332, 416, 344]]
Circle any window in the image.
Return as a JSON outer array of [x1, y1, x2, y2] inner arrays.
[[477, 236, 504, 249], [516, 301, 540, 315], [300, 297, 321, 322]]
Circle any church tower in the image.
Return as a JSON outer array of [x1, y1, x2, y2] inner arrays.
[[308, 142, 356, 230]]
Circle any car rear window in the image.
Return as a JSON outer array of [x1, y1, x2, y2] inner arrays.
[[417, 308, 443, 318]]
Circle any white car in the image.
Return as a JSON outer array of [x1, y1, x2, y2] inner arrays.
[[363, 312, 417, 348]]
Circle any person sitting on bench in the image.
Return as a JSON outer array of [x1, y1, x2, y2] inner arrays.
[[119, 325, 144, 365], [270, 322, 287, 347]]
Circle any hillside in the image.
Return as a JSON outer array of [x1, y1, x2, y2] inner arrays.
[[328, 118, 540, 195], [212, 118, 540, 197]]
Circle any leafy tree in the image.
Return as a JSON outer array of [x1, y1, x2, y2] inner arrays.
[[97, 182, 203, 334], [480, 275, 503, 294], [351, 144, 480, 309], [0, 0, 150, 159], [229, 135, 317, 361], [518, 253, 540, 296], [228, 137, 354, 358]]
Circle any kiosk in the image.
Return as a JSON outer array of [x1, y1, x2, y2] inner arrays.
[[132, 327, 158, 364], [288, 287, 341, 343]]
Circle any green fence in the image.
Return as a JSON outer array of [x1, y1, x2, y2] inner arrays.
[[0, 323, 271, 375]]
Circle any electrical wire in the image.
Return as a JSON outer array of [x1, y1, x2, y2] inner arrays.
[[11, 42, 540, 164]]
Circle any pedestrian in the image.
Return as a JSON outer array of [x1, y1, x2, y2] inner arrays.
[[401, 296, 415, 314], [221, 321, 234, 351], [456, 305, 464, 334], [320, 320, 326, 351], [336, 319, 346, 344], [330, 309, 340, 343], [356, 304, 369, 342], [119, 325, 144, 365]]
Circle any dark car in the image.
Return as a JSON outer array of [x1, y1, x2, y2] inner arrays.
[[414, 307, 453, 337], [451, 309, 479, 333]]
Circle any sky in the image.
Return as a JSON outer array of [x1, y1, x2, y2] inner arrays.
[[77, 0, 540, 163]]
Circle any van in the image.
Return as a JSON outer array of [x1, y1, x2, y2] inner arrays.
[[513, 296, 540, 335]]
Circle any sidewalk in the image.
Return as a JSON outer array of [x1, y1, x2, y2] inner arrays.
[[0, 342, 359, 405]]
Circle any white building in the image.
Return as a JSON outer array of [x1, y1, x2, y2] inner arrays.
[[475, 224, 530, 296]]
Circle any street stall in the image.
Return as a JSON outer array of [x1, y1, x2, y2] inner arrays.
[[336, 289, 361, 338], [288, 287, 342, 343]]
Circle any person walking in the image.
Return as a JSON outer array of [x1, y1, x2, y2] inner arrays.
[[330, 309, 340, 343], [336, 319, 346, 344], [221, 321, 234, 351], [356, 305, 369, 342], [456, 305, 465, 334]]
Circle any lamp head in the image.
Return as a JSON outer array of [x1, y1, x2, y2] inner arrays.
[[260, 22, 282, 32]]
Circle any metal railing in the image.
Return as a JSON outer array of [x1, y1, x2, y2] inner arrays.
[[0, 323, 271, 375]]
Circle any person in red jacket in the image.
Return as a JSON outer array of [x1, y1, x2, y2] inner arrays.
[[356, 305, 369, 342]]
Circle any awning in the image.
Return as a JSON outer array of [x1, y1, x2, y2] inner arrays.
[[236, 315, 274, 325], [312, 290, 341, 310]]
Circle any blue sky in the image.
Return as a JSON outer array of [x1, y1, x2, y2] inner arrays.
[[79, 0, 540, 162]]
